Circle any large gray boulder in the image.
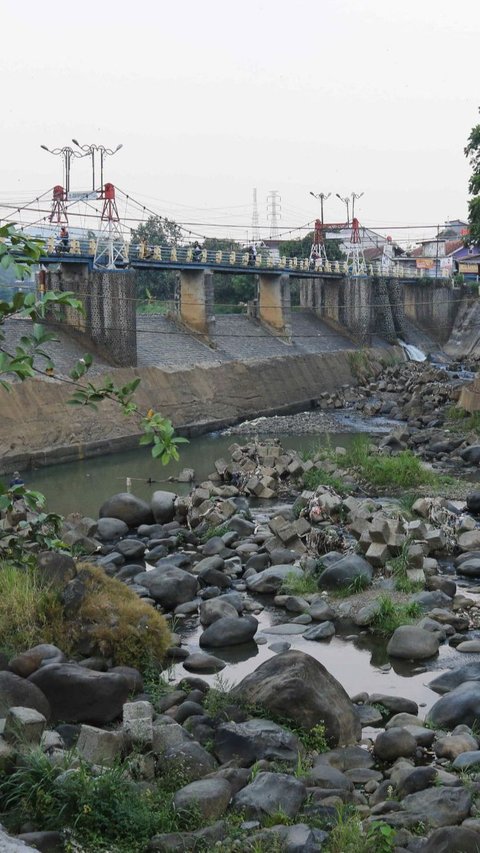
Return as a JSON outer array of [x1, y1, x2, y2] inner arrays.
[[214, 719, 299, 765], [232, 772, 306, 820], [95, 517, 129, 541], [422, 826, 480, 852], [401, 785, 472, 827], [0, 672, 50, 720], [99, 493, 153, 527], [199, 598, 239, 626], [429, 662, 480, 695], [427, 681, 480, 730], [199, 616, 258, 648], [28, 663, 131, 724], [231, 650, 361, 746], [318, 553, 373, 590], [245, 565, 303, 594], [173, 778, 231, 821], [387, 625, 440, 660], [134, 566, 198, 610], [151, 490, 176, 524]]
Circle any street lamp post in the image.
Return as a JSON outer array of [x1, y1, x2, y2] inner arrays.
[[335, 193, 350, 225], [309, 191, 331, 226], [351, 192, 364, 221], [72, 140, 123, 192], [40, 144, 84, 197]]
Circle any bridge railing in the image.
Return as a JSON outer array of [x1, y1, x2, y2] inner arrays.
[[38, 236, 451, 280]]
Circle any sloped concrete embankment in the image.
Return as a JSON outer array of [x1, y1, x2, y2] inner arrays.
[[0, 347, 398, 474]]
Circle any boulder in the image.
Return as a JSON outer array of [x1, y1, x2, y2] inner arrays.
[[0, 671, 50, 720], [466, 491, 480, 514], [245, 565, 303, 594], [231, 650, 361, 746], [318, 553, 373, 590], [435, 733, 479, 760], [373, 727, 417, 761], [95, 517, 129, 541], [422, 826, 480, 853], [183, 653, 226, 674], [151, 490, 176, 524], [232, 772, 306, 820], [214, 719, 299, 765], [401, 785, 472, 827], [173, 778, 232, 821], [8, 644, 66, 678], [28, 663, 130, 724], [99, 492, 153, 527], [134, 566, 198, 610], [199, 616, 258, 648], [303, 621, 335, 641], [427, 681, 480, 729], [458, 530, 480, 552], [36, 551, 76, 585], [199, 599, 239, 626], [429, 663, 480, 695], [387, 626, 440, 660]]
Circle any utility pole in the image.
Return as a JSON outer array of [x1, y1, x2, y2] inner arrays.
[[267, 190, 281, 238], [309, 191, 331, 264], [40, 143, 85, 223], [251, 188, 260, 243]]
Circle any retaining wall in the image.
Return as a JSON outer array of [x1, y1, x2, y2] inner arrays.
[[0, 347, 402, 473]]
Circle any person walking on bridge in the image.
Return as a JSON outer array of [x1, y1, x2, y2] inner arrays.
[[57, 225, 69, 253]]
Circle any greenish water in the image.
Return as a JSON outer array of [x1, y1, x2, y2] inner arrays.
[[25, 432, 357, 518]]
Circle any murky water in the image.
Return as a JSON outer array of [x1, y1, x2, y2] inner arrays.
[[22, 418, 478, 716]]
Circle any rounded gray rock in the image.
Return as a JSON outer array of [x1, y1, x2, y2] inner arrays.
[[387, 625, 440, 660]]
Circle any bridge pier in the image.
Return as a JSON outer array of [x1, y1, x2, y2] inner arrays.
[[43, 264, 137, 366], [177, 269, 215, 337], [257, 273, 291, 339]]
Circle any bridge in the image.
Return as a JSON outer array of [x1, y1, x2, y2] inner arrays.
[[2, 176, 455, 370]]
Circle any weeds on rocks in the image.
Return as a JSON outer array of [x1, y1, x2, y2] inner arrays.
[[302, 468, 351, 495], [0, 749, 198, 853], [369, 594, 422, 637], [325, 806, 395, 853], [280, 570, 320, 596], [340, 436, 435, 490], [0, 561, 65, 657]]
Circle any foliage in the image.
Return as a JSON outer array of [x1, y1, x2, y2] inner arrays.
[[0, 749, 200, 852], [0, 223, 43, 280], [339, 436, 435, 490], [325, 807, 396, 853], [64, 564, 171, 667], [280, 569, 319, 596], [370, 594, 422, 637], [303, 468, 350, 495], [446, 405, 480, 436], [348, 349, 374, 382], [131, 215, 182, 301], [0, 562, 171, 667], [280, 232, 344, 262], [465, 109, 480, 245], [199, 522, 230, 543], [0, 562, 65, 657]]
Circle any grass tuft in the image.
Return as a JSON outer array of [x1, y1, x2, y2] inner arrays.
[[370, 594, 422, 637]]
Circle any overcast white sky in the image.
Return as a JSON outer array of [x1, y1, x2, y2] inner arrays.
[[1, 0, 479, 243]]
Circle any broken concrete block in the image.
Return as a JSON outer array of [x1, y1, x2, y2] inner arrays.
[[3, 707, 46, 746], [366, 542, 390, 567], [76, 725, 123, 767], [123, 701, 153, 750]]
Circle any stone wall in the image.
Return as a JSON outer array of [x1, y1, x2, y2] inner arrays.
[[0, 347, 402, 473], [44, 265, 137, 366], [299, 276, 371, 343], [402, 279, 458, 344]]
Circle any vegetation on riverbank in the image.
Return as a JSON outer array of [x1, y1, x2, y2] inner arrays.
[[0, 562, 170, 668]]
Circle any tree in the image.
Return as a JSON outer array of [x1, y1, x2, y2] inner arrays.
[[131, 216, 182, 301], [202, 238, 255, 310], [465, 109, 480, 245], [280, 232, 345, 261]]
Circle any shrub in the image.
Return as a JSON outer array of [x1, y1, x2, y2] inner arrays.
[[280, 570, 319, 596], [66, 564, 171, 668], [303, 469, 350, 495], [0, 562, 171, 669], [370, 595, 422, 637], [0, 749, 197, 852], [340, 436, 435, 490], [0, 562, 65, 658]]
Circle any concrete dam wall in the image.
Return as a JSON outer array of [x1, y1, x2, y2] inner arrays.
[[0, 347, 400, 474]]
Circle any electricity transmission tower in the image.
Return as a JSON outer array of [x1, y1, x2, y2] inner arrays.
[[267, 190, 281, 238]]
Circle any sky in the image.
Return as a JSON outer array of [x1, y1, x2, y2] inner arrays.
[[1, 0, 479, 245]]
